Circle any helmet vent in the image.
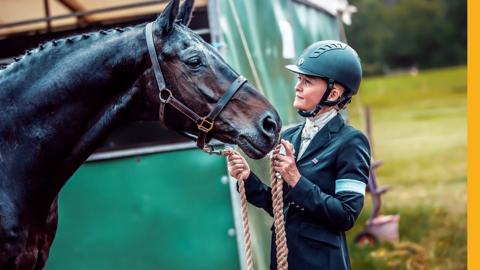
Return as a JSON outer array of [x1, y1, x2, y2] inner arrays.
[[310, 42, 347, 58]]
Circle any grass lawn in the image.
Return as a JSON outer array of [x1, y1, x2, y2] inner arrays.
[[346, 66, 467, 269]]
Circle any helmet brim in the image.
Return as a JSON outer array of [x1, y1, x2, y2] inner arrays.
[[285, 65, 324, 78]]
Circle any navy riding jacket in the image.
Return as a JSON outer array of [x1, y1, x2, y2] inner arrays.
[[243, 114, 371, 270]]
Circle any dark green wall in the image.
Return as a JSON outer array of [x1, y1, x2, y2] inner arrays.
[[45, 149, 239, 270]]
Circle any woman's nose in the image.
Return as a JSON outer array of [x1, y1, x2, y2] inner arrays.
[[295, 80, 302, 92]]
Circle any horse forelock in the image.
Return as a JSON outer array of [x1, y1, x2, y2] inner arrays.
[[170, 24, 225, 63]]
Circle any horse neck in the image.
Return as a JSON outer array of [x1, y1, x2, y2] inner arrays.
[[0, 26, 153, 209]]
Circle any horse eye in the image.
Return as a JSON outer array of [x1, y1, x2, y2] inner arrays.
[[186, 57, 202, 68]]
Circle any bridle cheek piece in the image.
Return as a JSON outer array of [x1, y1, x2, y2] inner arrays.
[[145, 22, 247, 154]]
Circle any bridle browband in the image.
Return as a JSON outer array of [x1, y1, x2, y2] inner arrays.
[[145, 22, 247, 154]]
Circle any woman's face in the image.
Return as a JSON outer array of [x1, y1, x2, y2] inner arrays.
[[293, 74, 328, 111]]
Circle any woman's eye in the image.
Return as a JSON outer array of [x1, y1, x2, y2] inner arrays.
[[297, 76, 310, 86], [187, 57, 202, 68]]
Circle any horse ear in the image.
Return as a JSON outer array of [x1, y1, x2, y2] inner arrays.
[[178, 0, 195, 26], [155, 0, 180, 36]]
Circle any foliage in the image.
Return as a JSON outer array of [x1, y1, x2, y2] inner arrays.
[[346, 66, 466, 269], [346, 0, 466, 75]]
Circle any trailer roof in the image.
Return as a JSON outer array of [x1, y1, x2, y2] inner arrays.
[[0, 0, 207, 38]]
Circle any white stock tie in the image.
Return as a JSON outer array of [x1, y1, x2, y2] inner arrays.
[[297, 109, 338, 160]]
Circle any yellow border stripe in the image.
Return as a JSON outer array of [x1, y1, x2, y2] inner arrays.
[[468, 0, 478, 269]]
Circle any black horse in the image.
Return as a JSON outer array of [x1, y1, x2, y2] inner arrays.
[[0, 0, 281, 268]]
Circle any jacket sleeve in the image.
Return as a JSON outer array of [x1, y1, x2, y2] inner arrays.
[[237, 172, 274, 217], [285, 131, 371, 231]]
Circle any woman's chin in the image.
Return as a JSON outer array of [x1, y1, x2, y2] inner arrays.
[[293, 102, 305, 110], [293, 103, 313, 112]]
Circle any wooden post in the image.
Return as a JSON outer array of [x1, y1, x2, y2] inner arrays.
[[43, 0, 51, 32]]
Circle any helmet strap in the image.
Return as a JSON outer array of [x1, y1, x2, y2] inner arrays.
[[337, 95, 352, 109], [297, 78, 336, 117]]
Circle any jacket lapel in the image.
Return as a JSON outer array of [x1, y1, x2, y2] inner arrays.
[[297, 114, 345, 162]]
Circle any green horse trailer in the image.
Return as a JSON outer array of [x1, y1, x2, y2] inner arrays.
[[0, 0, 355, 269]]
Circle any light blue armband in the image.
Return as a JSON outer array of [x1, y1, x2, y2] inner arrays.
[[335, 179, 366, 195]]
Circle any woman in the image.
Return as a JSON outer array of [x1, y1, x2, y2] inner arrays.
[[227, 40, 371, 270]]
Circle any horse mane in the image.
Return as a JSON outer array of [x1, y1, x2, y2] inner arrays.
[[1, 26, 136, 71]]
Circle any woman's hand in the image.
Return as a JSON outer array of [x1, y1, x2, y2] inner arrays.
[[225, 150, 251, 180], [273, 139, 301, 187]]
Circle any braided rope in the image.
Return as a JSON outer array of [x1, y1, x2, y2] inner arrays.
[[226, 148, 288, 270], [270, 160, 289, 270], [237, 176, 254, 270]]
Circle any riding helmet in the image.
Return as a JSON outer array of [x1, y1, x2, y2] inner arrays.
[[286, 40, 362, 95]]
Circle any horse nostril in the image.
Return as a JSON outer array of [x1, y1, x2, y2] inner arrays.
[[261, 113, 277, 135]]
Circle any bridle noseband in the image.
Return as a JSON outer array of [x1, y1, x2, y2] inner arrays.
[[145, 22, 247, 154]]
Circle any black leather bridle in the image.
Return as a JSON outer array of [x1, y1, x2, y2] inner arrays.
[[145, 22, 247, 153]]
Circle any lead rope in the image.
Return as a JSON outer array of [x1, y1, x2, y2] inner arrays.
[[237, 175, 254, 270], [270, 157, 289, 270], [224, 148, 288, 270]]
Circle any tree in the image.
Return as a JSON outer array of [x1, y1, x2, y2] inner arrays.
[[346, 0, 466, 75]]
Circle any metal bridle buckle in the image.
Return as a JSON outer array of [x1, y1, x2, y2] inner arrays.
[[197, 117, 214, 133], [159, 89, 173, 103]]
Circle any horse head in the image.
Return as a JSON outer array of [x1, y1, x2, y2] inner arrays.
[[138, 0, 281, 159], [0, 2, 284, 268]]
